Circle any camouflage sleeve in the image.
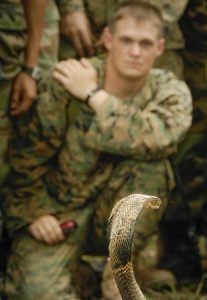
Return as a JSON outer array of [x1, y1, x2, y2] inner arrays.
[[1, 76, 70, 236], [56, 0, 85, 16], [84, 73, 192, 160]]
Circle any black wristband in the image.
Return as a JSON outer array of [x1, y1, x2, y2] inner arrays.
[[85, 87, 101, 106]]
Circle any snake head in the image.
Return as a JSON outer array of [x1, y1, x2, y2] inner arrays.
[[143, 196, 161, 210]]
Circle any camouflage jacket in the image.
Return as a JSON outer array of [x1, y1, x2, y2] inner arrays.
[[1, 57, 192, 236]]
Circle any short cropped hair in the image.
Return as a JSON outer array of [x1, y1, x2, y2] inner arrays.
[[108, 0, 165, 37]]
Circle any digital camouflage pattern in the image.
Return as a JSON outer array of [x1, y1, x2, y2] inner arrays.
[[1, 57, 192, 298]]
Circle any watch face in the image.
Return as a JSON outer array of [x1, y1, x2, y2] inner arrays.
[[31, 67, 41, 80], [22, 65, 41, 80]]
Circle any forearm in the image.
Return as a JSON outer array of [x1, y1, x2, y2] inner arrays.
[[21, 0, 47, 67], [85, 83, 192, 160]]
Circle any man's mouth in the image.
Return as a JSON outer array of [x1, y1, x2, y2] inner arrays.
[[126, 61, 142, 68]]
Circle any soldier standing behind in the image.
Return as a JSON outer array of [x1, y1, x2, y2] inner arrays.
[[158, 0, 207, 285], [0, 0, 48, 280], [0, 0, 72, 289]]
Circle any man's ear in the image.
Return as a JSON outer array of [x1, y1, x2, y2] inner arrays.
[[156, 38, 165, 57], [103, 26, 113, 51]]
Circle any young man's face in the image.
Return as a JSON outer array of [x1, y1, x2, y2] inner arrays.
[[104, 16, 165, 80]]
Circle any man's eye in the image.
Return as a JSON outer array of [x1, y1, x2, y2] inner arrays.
[[121, 38, 132, 44], [141, 41, 153, 48]]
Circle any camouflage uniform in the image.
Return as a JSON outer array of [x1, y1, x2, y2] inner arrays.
[[1, 56, 192, 299], [158, 0, 207, 283], [0, 0, 67, 289]]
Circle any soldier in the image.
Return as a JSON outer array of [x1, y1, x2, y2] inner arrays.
[[158, 0, 207, 285], [0, 0, 72, 290], [0, 0, 48, 285], [58, 0, 189, 156], [1, 1, 192, 299]]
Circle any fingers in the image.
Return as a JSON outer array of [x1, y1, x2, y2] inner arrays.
[[37, 220, 64, 244], [79, 28, 94, 57], [72, 33, 85, 57], [53, 58, 97, 99], [53, 69, 69, 90], [10, 73, 37, 116], [71, 28, 93, 57], [29, 215, 65, 245], [67, 11, 94, 57], [11, 85, 21, 112], [52, 59, 84, 89], [53, 59, 92, 78], [73, 35, 94, 58], [53, 60, 74, 90], [54, 59, 81, 76], [11, 95, 34, 116]]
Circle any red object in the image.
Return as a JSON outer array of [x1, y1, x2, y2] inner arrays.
[[60, 219, 77, 235]]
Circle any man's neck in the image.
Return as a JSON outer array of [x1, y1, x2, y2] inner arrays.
[[104, 61, 148, 99]]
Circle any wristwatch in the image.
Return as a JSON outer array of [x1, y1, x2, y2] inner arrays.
[[22, 65, 41, 80]]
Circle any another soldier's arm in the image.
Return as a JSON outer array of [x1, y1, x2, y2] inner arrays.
[[57, 0, 94, 57], [22, 0, 46, 70], [11, 0, 47, 116]]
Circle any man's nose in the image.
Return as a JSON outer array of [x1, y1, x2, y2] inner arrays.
[[130, 43, 141, 56]]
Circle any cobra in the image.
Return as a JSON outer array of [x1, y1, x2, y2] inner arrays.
[[108, 194, 162, 300]]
